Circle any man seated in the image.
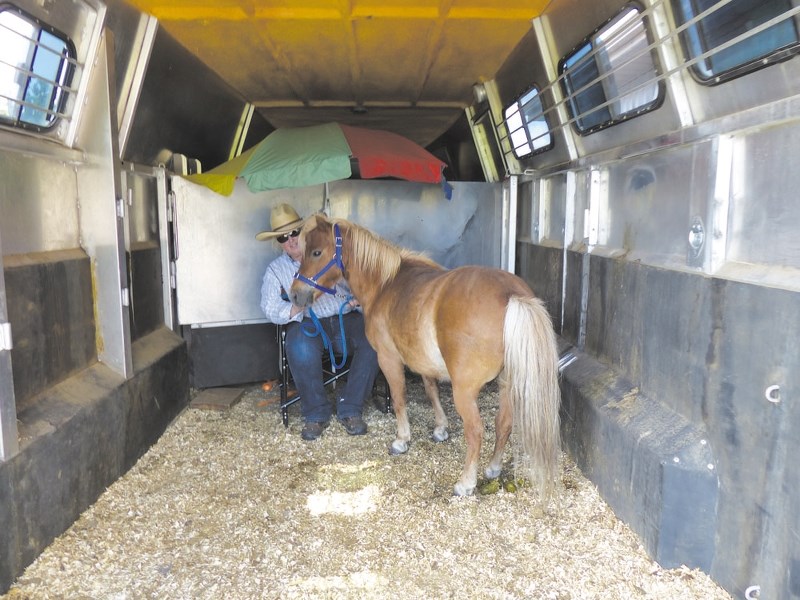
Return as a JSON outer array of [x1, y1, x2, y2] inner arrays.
[[257, 203, 379, 441]]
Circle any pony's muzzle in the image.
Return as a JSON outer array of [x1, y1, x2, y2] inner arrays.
[[290, 283, 316, 308]]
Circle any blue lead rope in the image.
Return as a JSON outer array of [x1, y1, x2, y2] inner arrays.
[[295, 223, 351, 370], [301, 297, 352, 371]]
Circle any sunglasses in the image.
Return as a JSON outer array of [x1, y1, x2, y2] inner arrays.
[[277, 228, 301, 244]]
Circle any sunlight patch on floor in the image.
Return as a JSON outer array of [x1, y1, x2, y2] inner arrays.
[[292, 571, 389, 593], [306, 484, 380, 516], [319, 461, 379, 474]]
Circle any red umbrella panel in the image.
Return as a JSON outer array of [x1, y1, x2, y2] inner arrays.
[[339, 124, 445, 184]]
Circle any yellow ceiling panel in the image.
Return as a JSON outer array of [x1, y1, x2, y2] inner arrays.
[[124, 0, 551, 145]]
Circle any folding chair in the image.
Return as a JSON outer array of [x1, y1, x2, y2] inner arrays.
[[277, 324, 392, 427]]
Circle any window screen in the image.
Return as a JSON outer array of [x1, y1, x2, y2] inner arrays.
[[503, 86, 554, 159], [0, 7, 75, 130], [559, 4, 663, 135], [672, 0, 800, 83]]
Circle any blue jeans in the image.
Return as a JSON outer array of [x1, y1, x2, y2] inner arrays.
[[284, 311, 379, 423]]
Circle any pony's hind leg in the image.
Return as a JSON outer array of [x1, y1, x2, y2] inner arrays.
[[422, 375, 449, 442], [486, 376, 512, 479], [451, 382, 483, 496]]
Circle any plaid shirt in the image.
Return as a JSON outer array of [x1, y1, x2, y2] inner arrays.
[[260, 252, 355, 324]]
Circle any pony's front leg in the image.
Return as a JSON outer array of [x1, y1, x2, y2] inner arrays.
[[451, 383, 483, 496], [380, 357, 410, 455], [422, 375, 448, 442]]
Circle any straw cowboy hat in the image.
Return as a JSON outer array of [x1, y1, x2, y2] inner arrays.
[[255, 203, 305, 241]]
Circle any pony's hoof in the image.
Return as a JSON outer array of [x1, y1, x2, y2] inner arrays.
[[389, 439, 408, 455], [431, 427, 449, 443], [452, 482, 476, 497], [484, 464, 502, 479]]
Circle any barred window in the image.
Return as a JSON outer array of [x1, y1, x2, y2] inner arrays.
[[504, 86, 553, 159], [0, 7, 75, 130], [672, 0, 800, 84], [559, 4, 664, 135]]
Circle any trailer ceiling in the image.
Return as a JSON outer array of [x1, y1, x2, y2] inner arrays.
[[124, 0, 550, 148]]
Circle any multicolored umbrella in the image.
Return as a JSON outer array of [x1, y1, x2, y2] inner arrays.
[[186, 122, 449, 196]]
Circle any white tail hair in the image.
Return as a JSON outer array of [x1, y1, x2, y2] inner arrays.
[[503, 295, 561, 496]]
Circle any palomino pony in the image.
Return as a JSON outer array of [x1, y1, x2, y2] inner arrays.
[[290, 215, 561, 497]]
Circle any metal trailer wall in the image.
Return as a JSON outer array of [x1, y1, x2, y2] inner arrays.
[[170, 176, 503, 388], [488, 0, 800, 598], [0, 0, 227, 590]]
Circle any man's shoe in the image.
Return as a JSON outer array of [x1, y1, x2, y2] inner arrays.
[[338, 416, 367, 436], [301, 421, 329, 441]]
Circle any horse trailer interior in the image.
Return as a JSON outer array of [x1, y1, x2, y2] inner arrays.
[[1, 0, 799, 597]]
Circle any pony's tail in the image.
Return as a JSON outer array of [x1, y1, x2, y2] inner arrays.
[[503, 295, 561, 498]]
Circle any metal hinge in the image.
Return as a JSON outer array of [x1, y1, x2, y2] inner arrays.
[[0, 322, 12, 351]]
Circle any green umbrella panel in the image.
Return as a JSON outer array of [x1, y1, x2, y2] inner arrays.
[[186, 123, 353, 196]]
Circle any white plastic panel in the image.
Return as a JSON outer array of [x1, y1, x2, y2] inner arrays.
[[172, 177, 501, 327]]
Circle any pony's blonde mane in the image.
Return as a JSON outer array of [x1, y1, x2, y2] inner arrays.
[[331, 218, 437, 286]]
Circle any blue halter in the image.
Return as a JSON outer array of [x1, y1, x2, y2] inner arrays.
[[293, 223, 350, 370], [292, 223, 344, 295]]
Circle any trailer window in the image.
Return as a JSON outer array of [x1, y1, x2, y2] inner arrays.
[[0, 7, 75, 130], [504, 86, 553, 159], [559, 4, 663, 135], [671, 0, 800, 83]]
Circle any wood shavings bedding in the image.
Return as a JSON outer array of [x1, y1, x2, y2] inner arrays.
[[2, 377, 731, 600]]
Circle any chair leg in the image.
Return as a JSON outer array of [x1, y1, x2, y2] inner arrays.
[[278, 325, 292, 428], [373, 371, 393, 414], [384, 385, 392, 414], [279, 359, 300, 428]]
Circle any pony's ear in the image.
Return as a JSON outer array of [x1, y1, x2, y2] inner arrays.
[[302, 214, 324, 233]]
